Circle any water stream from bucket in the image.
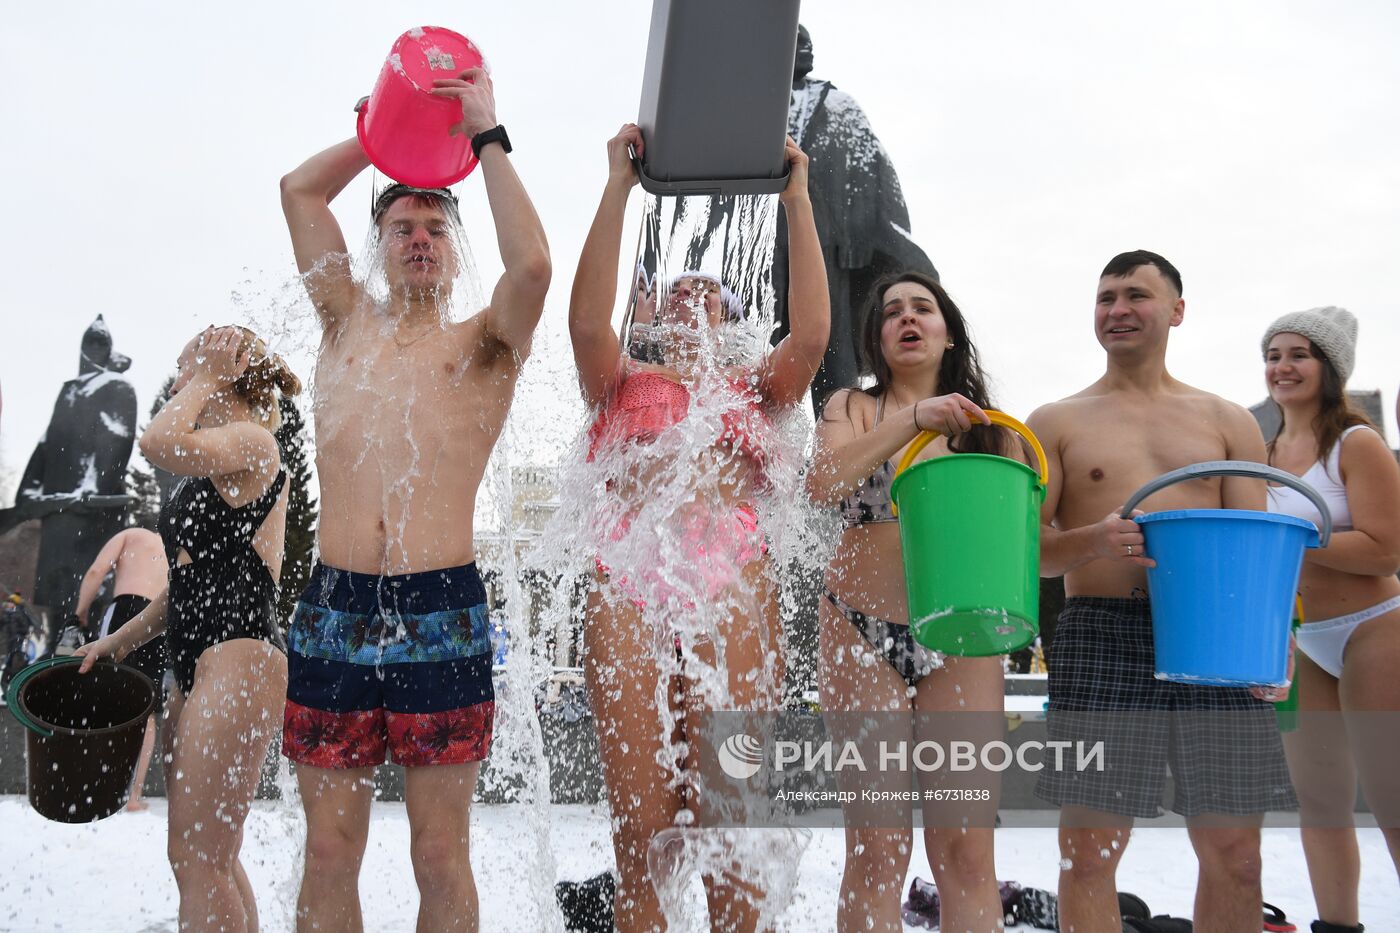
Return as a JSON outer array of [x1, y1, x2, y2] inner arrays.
[[517, 191, 834, 929], [210, 181, 839, 929], [230, 205, 568, 928]]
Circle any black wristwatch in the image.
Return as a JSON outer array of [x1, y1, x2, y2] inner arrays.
[[471, 125, 513, 158]]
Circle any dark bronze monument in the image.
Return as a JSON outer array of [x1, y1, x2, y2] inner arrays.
[[0, 317, 137, 650], [772, 24, 939, 410], [633, 25, 938, 412]]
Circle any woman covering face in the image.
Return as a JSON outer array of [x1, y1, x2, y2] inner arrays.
[[78, 325, 301, 933]]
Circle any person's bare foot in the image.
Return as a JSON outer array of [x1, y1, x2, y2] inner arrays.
[[126, 797, 149, 812]]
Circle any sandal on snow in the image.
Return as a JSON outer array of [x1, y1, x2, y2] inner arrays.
[[1262, 902, 1297, 932]]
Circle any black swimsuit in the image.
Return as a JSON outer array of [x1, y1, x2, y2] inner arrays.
[[159, 470, 287, 694], [828, 394, 943, 687]]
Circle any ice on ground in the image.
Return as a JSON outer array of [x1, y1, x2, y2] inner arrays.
[[0, 796, 1391, 931]]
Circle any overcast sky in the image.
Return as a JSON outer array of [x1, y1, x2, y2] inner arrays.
[[3, 0, 1397, 494]]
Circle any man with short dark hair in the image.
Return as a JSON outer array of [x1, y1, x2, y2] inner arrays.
[[279, 66, 550, 932], [1028, 251, 1295, 933]]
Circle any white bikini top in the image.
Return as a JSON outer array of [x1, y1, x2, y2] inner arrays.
[[1266, 425, 1372, 533]]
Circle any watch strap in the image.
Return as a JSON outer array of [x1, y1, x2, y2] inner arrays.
[[471, 125, 512, 158]]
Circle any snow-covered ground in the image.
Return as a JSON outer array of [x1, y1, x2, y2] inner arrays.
[[0, 795, 1390, 930]]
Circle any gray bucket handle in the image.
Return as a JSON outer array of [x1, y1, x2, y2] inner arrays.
[[1119, 459, 1331, 547]]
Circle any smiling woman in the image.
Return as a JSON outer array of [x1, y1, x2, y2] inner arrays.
[[1262, 306, 1400, 931]]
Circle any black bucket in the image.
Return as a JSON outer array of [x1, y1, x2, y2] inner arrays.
[[4, 656, 155, 822]]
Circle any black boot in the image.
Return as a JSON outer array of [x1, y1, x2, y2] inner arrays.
[[555, 871, 615, 933], [1311, 921, 1364, 933]]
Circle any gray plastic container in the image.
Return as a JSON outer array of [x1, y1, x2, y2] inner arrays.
[[636, 0, 801, 196]]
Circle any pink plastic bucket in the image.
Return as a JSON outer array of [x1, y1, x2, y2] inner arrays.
[[356, 27, 486, 188]]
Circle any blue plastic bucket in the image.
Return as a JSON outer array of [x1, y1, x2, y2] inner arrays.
[[1123, 461, 1329, 687]]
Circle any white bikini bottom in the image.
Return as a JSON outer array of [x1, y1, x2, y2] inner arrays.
[[1296, 593, 1400, 679]]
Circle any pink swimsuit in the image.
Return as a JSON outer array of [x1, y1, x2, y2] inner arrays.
[[586, 368, 770, 479], [587, 365, 771, 608]]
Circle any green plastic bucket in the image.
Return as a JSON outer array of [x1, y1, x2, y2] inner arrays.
[[889, 411, 1049, 657]]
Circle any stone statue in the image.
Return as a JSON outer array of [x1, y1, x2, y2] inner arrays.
[[771, 24, 939, 410], [640, 25, 938, 412], [0, 316, 137, 646]]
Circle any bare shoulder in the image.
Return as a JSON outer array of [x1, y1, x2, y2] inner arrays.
[[1027, 394, 1093, 440], [125, 528, 164, 556], [1183, 384, 1259, 432], [820, 388, 870, 427], [1166, 382, 1266, 456], [1341, 424, 1397, 464]]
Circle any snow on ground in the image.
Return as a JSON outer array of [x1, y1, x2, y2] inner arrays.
[[0, 795, 1390, 931]]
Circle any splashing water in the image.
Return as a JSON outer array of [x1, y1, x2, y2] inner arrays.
[[519, 191, 837, 930], [229, 195, 570, 927], [207, 175, 843, 929]]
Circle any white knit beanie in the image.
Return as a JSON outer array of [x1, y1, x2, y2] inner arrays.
[[1261, 306, 1358, 382], [666, 270, 746, 323]]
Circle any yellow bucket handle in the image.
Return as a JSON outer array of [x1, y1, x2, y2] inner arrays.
[[893, 409, 1050, 486]]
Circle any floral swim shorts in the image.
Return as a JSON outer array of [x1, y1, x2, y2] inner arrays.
[[283, 562, 495, 769]]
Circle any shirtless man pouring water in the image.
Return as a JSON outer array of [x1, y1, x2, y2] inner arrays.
[[1028, 251, 1296, 933], [279, 67, 549, 932]]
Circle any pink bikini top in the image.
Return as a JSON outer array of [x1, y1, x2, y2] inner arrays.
[[585, 365, 772, 479]]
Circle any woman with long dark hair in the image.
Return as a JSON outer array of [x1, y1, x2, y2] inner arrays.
[[78, 325, 299, 933], [1263, 307, 1400, 933], [808, 271, 1027, 932]]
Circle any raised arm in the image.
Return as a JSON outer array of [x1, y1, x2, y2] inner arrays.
[[75, 532, 126, 632], [140, 328, 280, 481], [760, 138, 830, 409], [430, 69, 551, 357], [279, 138, 368, 325], [807, 390, 989, 505], [1306, 428, 1400, 576], [568, 125, 640, 406]]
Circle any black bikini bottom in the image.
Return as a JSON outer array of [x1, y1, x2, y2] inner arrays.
[[823, 589, 942, 688]]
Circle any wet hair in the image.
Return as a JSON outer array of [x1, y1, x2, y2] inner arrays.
[[845, 270, 1004, 456], [621, 271, 746, 364], [663, 271, 746, 323], [216, 327, 303, 431], [371, 183, 462, 227], [1100, 250, 1183, 297], [1266, 339, 1375, 475]]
